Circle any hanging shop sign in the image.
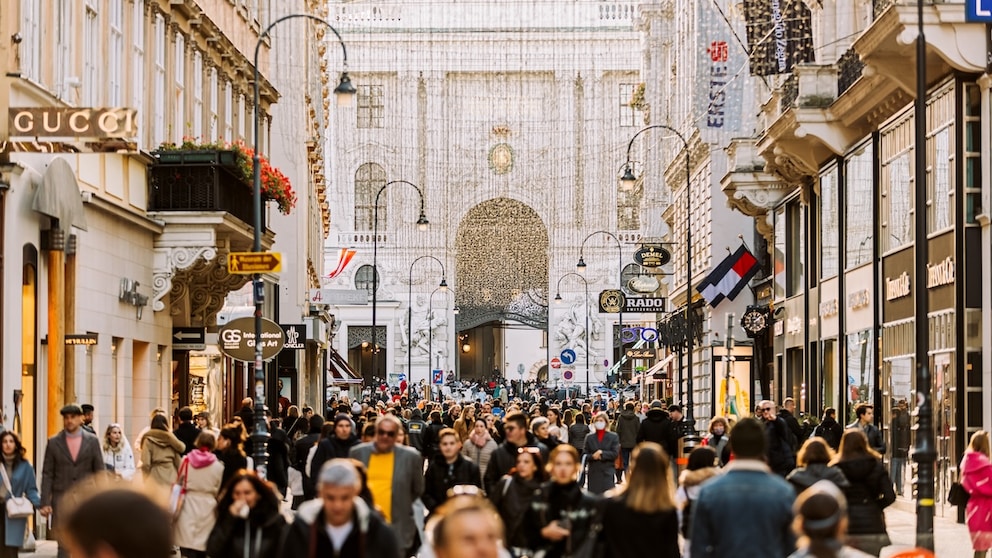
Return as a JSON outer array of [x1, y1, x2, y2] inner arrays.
[[627, 275, 661, 294], [598, 290, 666, 313], [279, 324, 306, 350], [218, 317, 285, 362], [9, 107, 138, 138], [633, 244, 671, 268]]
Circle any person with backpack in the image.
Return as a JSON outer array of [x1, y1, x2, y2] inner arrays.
[[811, 407, 843, 450]]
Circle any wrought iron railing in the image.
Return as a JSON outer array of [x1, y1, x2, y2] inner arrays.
[[148, 150, 262, 229], [780, 74, 799, 112], [837, 48, 865, 97]]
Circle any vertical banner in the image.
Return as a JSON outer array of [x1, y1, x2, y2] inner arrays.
[[743, 0, 815, 76], [695, 0, 747, 143]]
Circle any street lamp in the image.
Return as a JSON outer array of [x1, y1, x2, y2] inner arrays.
[[555, 273, 590, 399], [370, 180, 429, 387], [577, 230, 622, 391], [407, 255, 446, 400], [250, 13, 353, 478], [620, 124, 694, 435], [427, 286, 455, 403]]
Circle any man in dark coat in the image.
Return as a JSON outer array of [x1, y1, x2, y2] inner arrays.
[[848, 402, 886, 456], [173, 406, 201, 456], [422, 429, 481, 513], [293, 415, 325, 500], [812, 407, 843, 450], [636, 400, 676, 459], [778, 397, 804, 452], [483, 412, 548, 495], [613, 402, 640, 479], [422, 410, 446, 462], [405, 408, 428, 457], [758, 400, 796, 477], [309, 414, 359, 491], [890, 399, 911, 495], [266, 414, 292, 498]]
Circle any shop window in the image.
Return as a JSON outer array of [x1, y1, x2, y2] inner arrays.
[[821, 339, 837, 412], [787, 202, 804, 297], [844, 145, 873, 269], [819, 166, 839, 278], [846, 330, 874, 423], [773, 207, 786, 299], [354, 163, 386, 231]]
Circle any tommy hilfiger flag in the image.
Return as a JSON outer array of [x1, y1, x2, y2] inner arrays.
[[696, 245, 760, 307]]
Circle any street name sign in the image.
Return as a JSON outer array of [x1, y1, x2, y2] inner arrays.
[[172, 327, 206, 351], [228, 252, 282, 274]]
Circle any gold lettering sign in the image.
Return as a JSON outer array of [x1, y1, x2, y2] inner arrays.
[[885, 272, 911, 301], [8, 107, 137, 138], [926, 256, 954, 289]]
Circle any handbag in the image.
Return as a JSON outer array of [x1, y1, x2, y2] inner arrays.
[[169, 458, 190, 520], [948, 481, 970, 506], [0, 463, 34, 519]]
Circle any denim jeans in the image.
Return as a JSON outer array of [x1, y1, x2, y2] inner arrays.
[[621, 447, 633, 472], [891, 456, 906, 494]]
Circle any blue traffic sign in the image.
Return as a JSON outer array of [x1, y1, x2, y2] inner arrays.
[[432, 369, 444, 385], [967, 0, 992, 22], [560, 349, 576, 365]]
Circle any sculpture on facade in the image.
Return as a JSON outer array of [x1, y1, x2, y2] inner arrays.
[[554, 298, 601, 360]]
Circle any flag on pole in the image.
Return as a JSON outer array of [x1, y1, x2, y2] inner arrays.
[[696, 245, 760, 307], [326, 248, 357, 279]]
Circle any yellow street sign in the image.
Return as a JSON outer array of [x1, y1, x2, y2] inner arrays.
[[228, 252, 282, 274]]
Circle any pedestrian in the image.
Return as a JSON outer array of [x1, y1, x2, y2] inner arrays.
[[703, 416, 731, 466], [787, 480, 873, 558], [80, 404, 96, 435], [173, 406, 201, 456], [636, 400, 675, 460], [309, 414, 360, 491], [483, 412, 548, 495], [194, 411, 220, 439], [453, 406, 476, 442], [890, 399, 911, 496], [675, 445, 719, 556], [293, 414, 325, 500], [601, 441, 680, 558], [423, 428, 482, 514], [61, 488, 173, 558], [174, 431, 224, 558], [811, 408, 843, 451], [263, 413, 291, 499], [215, 424, 248, 491], [281, 459, 401, 558], [462, 418, 498, 484], [689, 417, 796, 558], [140, 414, 185, 490], [528, 445, 599, 558], [758, 400, 797, 476], [283, 406, 306, 442], [531, 417, 561, 452], [846, 403, 886, 456], [582, 411, 620, 494], [567, 412, 589, 456], [101, 423, 136, 482], [0, 431, 40, 558], [423, 411, 446, 462], [349, 414, 425, 557], [548, 407, 567, 445], [787, 437, 849, 495], [779, 397, 804, 451], [205, 471, 286, 558], [830, 429, 895, 556], [407, 408, 428, 457], [490, 447, 546, 557], [134, 408, 168, 459], [613, 402, 640, 480], [425, 492, 505, 558], [960, 430, 992, 557], [40, 404, 106, 558]]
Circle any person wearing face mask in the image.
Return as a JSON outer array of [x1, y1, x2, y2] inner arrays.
[[582, 412, 620, 494], [703, 416, 731, 466]]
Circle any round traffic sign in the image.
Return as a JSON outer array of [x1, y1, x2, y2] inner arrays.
[[563, 370, 574, 381], [550, 358, 562, 369], [560, 349, 576, 365]]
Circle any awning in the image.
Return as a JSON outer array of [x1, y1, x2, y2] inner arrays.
[[327, 349, 362, 385], [629, 352, 678, 384]]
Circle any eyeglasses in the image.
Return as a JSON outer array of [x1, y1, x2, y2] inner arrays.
[[376, 429, 397, 437]]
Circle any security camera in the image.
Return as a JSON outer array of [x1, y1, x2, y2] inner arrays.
[[11, 33, 22, 44]]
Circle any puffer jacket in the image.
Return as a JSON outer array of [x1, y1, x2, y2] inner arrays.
[[490, 475, 542, 551], [613, 410, 640, 449], [205, 502, 286, 558], [528, 481, 600, 558], [140, 429, 185, 487], [461, 433, 498, 483], [675, 466, 719, 539], [636, 409, 675, 458], [834, 456, 895, 535], [280, 497, 400, 558], [786, 462, 850, 495]]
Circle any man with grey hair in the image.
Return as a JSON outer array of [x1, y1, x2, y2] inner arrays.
[[281, 459, 401, 557]]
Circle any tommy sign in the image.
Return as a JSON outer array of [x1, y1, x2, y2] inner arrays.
[[218, 317, 285, 362], [9, 107, 138, 138]]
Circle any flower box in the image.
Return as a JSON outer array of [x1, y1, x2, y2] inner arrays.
[[155, 149, 239, 167]]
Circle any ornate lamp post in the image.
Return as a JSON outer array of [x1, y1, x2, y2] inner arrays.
[[407, 255, 446, 400], [554, 273, 590, 398], [619, 124, 694, 434], [576, 230, 622, 392], [250, 13, 355, 477], [370, 180, 429, 386]]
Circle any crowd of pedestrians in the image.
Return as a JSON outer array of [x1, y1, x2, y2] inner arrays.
[[1, 394, 990, 558]]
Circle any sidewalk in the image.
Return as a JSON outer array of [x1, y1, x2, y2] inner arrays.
[[882, 494, 972, 557]]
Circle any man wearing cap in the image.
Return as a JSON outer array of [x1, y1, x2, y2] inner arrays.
[[80, 404, 96, 434], [309, 414, 359, 492], [41, 404, 108, 558]]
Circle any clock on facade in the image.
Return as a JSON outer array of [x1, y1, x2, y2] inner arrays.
[[488, 143, 514, 175], [741, 306, 769, 337]]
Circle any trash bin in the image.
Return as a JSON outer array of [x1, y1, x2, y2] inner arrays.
[[676, 434, 702, 476]]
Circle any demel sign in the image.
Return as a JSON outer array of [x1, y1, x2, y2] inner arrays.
[[218, 317, 285, 362]]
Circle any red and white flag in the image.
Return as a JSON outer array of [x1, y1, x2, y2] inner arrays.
[[696, 245, 760, 307], [326, 248, 357, 279]]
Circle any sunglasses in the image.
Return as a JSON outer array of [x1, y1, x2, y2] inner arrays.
[[760, 407, 773, 413], [376, 429, 397, 437]]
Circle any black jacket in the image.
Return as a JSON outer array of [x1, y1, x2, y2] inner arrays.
[[280, 497, 400, 558], [891, 409, 911, 458], [568, 424, 589, 452], [835, 457, 895, 535], [764, 416, 796, 476], [173, 422, 201, 456], [613, 410, 640, 449], [421, 421, 445, 461], [266, 427, 291, 495], [778, 409, 803, 451], [215, 449, 248, 492], [786, 462, 850, 495], [636, 409, 675, 458], [847, 421, 887, 456], [406, 418, 428, 455], [309, 434, 360, 490], [490, 475, 542, 550], [527, 481, 600, 558], [600, 494, 680, 558], [293, 432, 322, 500], [812, 417, 843, 450], [206, 504, 286, 558], [483, 434, 549, 495], [422, 454, 482, 512]]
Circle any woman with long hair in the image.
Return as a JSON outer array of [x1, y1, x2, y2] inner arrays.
[[205, 470, 286, 558], [174, 431, 225, 558], [675, 445, 719, 556], [582, 411, 620, 494], [567, 413, 589, 456], [453, 406, 476, 442], [787, 480, 872, 558], [215, 424, 248, 490], [787, 437, 849, 495], [532, 417, 561, 452], [283, 405, 306, 441], [601, 442, 679, 558], [529, 445, 599, 558], [102, 423, 136, 481], [140, 414, 185, 489], [960, 430, 992, 557], [548, 407, 567, 444], [490, 447, 547, 557], [830, 429, 895, 556], [462, 418, 498, 484], [0, 431, 40, 558]]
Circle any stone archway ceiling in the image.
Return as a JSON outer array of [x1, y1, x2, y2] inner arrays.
[[455, 198, 549, 330]]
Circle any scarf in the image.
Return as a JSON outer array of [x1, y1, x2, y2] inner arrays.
[[469, 430, 492, 448]]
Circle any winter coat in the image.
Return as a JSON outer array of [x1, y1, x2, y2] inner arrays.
[[173, 422, 201, 455], [483, 434, 549, 495], [528, 481, 600, 558], [215, 449, 248, 492], [613, 410, 640, 449], [567, 424, 590, 453], [174, 449, 224, 551], [764, 416, 797, 476], [846, 421, 886, 456], [461, 433, 498, 484], [778, 410, 804, 451], [205, 502, 286, 558], [1, 459, 41, 548], [422, 454, 481, 512], [490, 475, 542, 551], [812, 417, 843, 450], [583, 430, 620, 494], [280, 497, 401, 558], [636, 408, 676, 458], [266, 427, 291, 497], [834, 456, 894, 554], [309, 434, 359, 490], [675, 466, 719, 542], [102, 443, 136, 481], [703, 433, 730, 466], [786, 463, 850, 495], [601, 493, 680, 558], [140, 429, 185, 487], [422, 421, 446, 461], [891, 409, 912, 458], [960, 449, 992, 551]]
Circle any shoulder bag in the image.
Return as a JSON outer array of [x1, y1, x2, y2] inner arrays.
[[169, 458, 190, 520], [948, 480, 970, 507], [0, 464, 34, 519]]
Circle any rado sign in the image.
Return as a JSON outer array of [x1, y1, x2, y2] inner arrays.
[[9, 107, 138, 138], [885, 272, 911, 301]]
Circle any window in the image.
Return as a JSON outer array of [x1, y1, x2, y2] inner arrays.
[[20, 0, 42, 82], [787, 202, 804, 297], [355, 265, 379, 297], [174, 32, 186, 143], [773, 206, 786, 299], [192, 49, 203, 138], [844, 145, 874, 269], [131, 0, 145, 147], [108, 0, 123, 106], [153, 14, 166, 142], [964, 83, 983, 223], [55, 0, 74, 100], [223, 80, 233, 142], [84, 5, 99, 104], [208, 68, 219, 140], [880, 113, 913, 252], [819, 165, 839, 278], [929, 128, 952, 232], [357, 85, 384, 129], [846, 330, 875, 418], [354, 163, 386, 230], [619, 83, 637, 127]]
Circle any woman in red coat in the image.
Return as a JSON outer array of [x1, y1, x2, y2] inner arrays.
[[961, 430, 992, 557]]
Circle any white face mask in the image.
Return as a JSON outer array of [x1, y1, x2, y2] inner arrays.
[[594, 421, 606, 431], [713, 427, 725, 436]]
